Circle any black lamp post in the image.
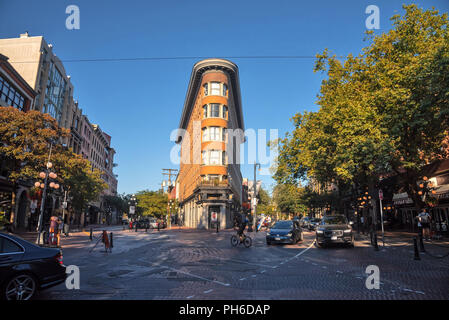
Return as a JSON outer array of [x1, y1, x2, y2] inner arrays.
[[35, 161, 60, 245]]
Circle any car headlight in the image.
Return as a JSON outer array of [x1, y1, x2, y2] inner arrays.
[[344, 229, 352, 233], [316, 229, 324, 234], [287, 233, 292, 237], [267, 232, 271, 236]]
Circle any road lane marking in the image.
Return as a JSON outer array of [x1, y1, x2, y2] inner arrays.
[[336, 271, 343, 274], [260, 270, 266, 273], [239, 277, 246, 281], [251, 275, 257, 278], [187, 295, 194, 299], [204, 289, 213, 294]]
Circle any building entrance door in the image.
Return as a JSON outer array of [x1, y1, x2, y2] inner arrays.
[[208, 206, 220, 229]]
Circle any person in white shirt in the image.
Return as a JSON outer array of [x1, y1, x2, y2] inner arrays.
[[417, 209, 431, 240]]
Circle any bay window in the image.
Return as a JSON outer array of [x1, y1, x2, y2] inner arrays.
[[203, 82, 227, 97], [201, 150, 227, 165], [202, 103, 228, 120]]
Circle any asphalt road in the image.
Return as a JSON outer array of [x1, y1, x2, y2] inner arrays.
[[36, 226, 449, 300]]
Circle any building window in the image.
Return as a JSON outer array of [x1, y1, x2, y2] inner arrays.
[[222, 105, 228, 119], [0, 75, 26, 111], [210, 103, 220, 117], [202, 127, 224, 142], [209, 150, 221, 165], [202, 104, 228, 120], [202, 150, 226, 165], [203, 82, 227, 97]]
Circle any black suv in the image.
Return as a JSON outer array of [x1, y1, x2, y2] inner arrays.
[[316, 215, 354, 247]]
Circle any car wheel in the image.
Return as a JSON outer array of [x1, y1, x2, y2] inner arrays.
[[266, 240, 271, 245], [2, 273, 37, 300]]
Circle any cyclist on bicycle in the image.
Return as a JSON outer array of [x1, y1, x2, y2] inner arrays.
[[237, 214, 249, 241]]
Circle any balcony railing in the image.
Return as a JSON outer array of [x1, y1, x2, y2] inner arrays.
[[196, 179, 229, 188]]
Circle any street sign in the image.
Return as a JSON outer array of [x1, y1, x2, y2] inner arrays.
[[378, 189, 383, 200], [129, 206, 135, 214], [211, 212, 218, 222]]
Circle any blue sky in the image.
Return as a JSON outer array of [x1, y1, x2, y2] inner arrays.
[[1, 0, 448, 195]]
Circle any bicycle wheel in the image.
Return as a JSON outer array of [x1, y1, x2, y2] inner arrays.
[[243, 236, 252, 248], [230, 235, 239, 247]]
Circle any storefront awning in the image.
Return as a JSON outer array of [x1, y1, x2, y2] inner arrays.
[[392, 192, 413, 205], [434, 184, 449, 200]]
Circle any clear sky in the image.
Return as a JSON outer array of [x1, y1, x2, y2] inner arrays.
[[1, 0, 448, 195]]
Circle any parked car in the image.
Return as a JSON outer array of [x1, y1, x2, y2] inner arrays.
[[266, 220, 303, 245], [136, 219, 149, 229], [308, 218, 322, 231], [0, 232, 66, 300], [316, 215, 354, 248], [149, 218, 158, 229]]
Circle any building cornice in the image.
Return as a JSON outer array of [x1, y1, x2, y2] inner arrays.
[[176, 58, 244, 143]]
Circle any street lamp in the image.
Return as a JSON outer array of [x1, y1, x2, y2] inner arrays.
[[35, 158, 60, 245]]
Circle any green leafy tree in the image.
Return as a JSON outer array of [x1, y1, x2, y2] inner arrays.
[[274, 5, 449, 211], [0, 107, 107, 220], [272, 183, 307, 216], [135, 190, 168, 218]]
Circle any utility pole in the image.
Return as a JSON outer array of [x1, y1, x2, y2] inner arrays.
[[162, 168, 178, 229], [252, 163, 260, 232]]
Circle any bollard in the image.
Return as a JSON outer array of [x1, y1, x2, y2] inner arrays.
[[158, 222, 160, 232], [109, 232, 113, 248], [418, 233, 425, 252], [135, 223, 138, 232], [89, 228, 93, 241], [145, 224, 148, 233], [216, 222, 219, 233], [413, 237, 421, 260], [373, 233, 379, 251]]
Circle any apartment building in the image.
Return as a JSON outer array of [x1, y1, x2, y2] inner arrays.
[[0, 53, 36, 229], [175, 59, 245, 229], [0, 33, 119, 225]]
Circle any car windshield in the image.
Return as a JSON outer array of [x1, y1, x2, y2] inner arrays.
[[272, 221, 293, 229], [321, 216, 347, 225]]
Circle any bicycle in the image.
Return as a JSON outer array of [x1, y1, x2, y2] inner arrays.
[[231, 233, 252, 248]]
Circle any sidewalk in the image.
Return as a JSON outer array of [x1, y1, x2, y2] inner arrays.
[[355, 230, 449, 258], [11, 224, 122, 244]]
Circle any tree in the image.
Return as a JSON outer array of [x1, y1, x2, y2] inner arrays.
[[58, 153, 107, 220], [274, 5, 449, 211], [256, 187, 273, 215], [272, 183, 307, 216], [135, 190, 168, 218], [0, 107, 107, 221]]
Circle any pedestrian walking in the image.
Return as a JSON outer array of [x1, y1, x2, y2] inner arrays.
[[49, 216, 59, 246], [417, 208, 431, 240], [57, 216, 63, 246]]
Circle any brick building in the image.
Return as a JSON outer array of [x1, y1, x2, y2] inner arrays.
[[175, 59, 245, 229]]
